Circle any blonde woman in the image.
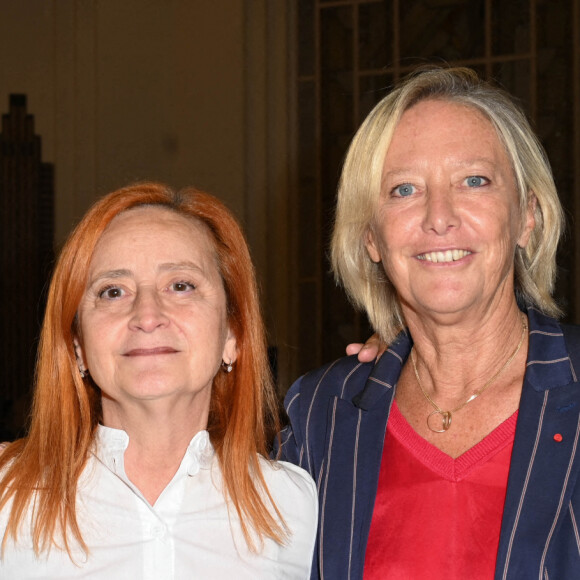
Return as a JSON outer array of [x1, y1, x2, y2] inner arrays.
[[277, 68, 580, 579]]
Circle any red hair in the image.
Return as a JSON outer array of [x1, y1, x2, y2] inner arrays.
[[0, 182, 284, 555]]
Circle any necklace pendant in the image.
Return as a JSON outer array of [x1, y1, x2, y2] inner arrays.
[[427, 410, 452, 433]]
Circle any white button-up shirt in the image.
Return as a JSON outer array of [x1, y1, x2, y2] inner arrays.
[[0, 426, 318, 579]]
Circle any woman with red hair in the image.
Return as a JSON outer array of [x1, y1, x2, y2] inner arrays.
[[0, 183, 317, 578]]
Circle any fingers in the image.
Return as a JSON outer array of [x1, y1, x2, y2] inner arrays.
[[346, 334, 384, 362], [345, 343, 364, 356], [357, 342, 381, 362]]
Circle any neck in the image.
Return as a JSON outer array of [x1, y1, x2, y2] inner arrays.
[[404, 302, 527, 402], [101, 398, 209, 504]]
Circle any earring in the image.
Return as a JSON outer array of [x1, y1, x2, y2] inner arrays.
[[73, 340, 88, 379], [222, 359, 233, 373]]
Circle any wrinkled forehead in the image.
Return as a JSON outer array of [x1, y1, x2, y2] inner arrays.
[[89, 205, 221, 273], [431, 97, 512, 155], [385, 97, 519, 183], [397, 98, 501, 142], [103, 205, 216, 249]]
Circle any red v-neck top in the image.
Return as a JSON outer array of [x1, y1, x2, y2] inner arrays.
[[364, 401, 518, 579]]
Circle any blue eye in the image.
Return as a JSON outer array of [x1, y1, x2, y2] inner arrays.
[[393, 183, 416, 197], [465, 176, 489, 187]]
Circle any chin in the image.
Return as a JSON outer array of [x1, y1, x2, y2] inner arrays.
[[412, 281, 477, 306], [410, 293, 480, 318], [121, 372, 181, 396], [127, 385, 178, 400]]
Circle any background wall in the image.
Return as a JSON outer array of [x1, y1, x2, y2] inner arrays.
[[0, 1, 298, 437]]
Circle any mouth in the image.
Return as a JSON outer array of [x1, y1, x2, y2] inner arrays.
[[416, 249, 472, 263], [123, 347, 178, 357]]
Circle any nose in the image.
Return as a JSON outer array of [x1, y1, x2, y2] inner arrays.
[[422, 185, 460, 235], [128, 288, 169, 332]]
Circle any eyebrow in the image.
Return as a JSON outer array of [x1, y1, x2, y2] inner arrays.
[[88, 261, 206, 286], [448, 157, 498, 169], [158, 261, 205, 273], [382, 157, 499, 181]]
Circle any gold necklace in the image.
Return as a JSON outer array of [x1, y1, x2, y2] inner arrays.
[[410, 313, 528, 433]]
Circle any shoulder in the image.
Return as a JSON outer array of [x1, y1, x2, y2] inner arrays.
[[560, 322, 580, 379], [257, 459, 317, 575], [528, 310, 580, 371], [258, 458, 318, 532], [560, 322, 580, 347], [285, 355, 376, 411], [259, 457, 317, 502]]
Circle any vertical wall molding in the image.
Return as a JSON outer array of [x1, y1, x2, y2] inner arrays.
[[244, 0, 296, 390]]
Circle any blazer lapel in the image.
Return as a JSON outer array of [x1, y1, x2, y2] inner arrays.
[[318, 347, 406, 580]]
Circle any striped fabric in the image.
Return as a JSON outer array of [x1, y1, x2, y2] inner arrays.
[[276, 308, 580, 580]]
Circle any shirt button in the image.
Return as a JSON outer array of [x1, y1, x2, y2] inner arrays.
[[151, 525, 167, 539]]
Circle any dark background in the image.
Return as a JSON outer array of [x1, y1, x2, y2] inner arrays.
[[1, 0, 579, 439]]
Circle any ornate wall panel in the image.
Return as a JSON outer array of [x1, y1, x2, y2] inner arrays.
[[296, 0, 580, 374]]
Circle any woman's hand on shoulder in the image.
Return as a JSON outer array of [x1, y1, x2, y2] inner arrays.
[[346, 333, 385, 362]]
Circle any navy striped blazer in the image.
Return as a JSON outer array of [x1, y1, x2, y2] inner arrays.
[[276, 309, 580, 579]]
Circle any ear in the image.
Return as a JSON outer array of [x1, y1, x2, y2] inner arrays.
[[517, 193, 537, 249], [222, 327, 238, 365], [73, 337, 87, 373], [365, 227, 382, 263]]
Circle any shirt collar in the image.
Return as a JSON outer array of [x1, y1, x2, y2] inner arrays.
[[93, 425, 215, 477]]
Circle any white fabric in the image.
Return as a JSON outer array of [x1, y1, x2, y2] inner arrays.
[[0, 426, 318, 579]]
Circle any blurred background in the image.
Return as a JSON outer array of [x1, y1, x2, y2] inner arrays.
[[1, 0, 579, 438]]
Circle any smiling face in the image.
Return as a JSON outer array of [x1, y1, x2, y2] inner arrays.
[[75, 206, 237, 424], [365, 99, 535, 323]]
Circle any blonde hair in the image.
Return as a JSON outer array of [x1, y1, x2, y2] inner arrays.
[[331, 67, 564, 343], [0, 183, 285, 556]]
